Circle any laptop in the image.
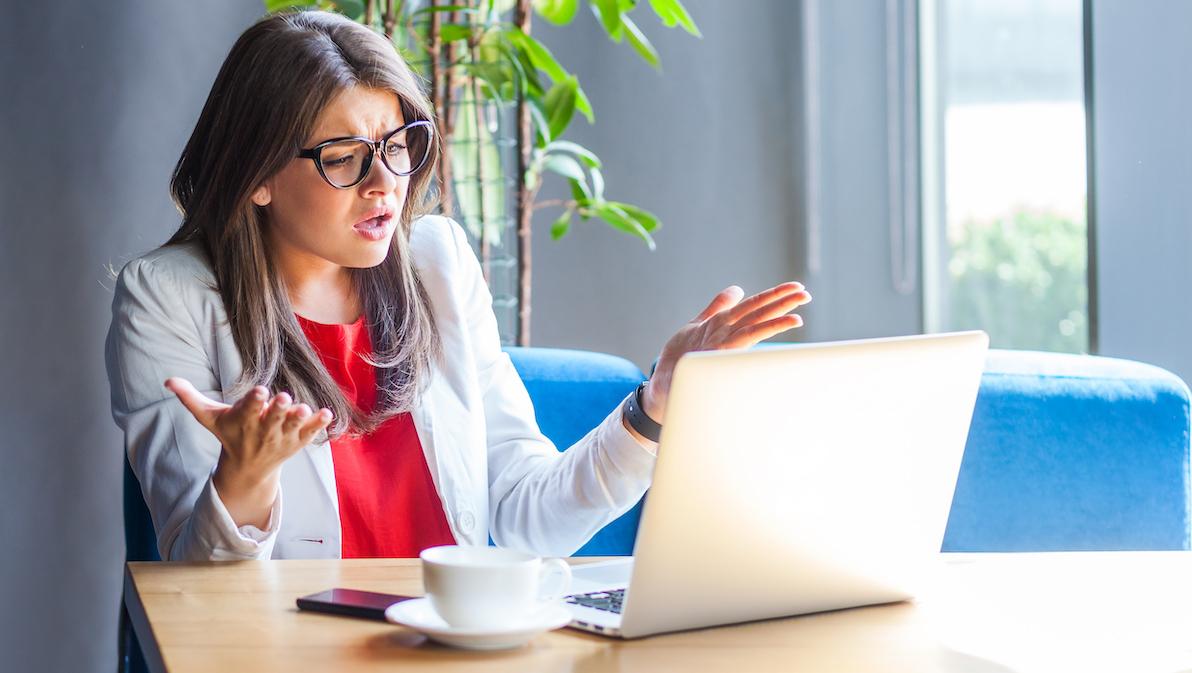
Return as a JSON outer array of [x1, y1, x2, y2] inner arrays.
[[563, 330, 989, 638]]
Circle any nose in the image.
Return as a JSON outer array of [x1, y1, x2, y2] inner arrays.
[[360, 146, 402, 195]]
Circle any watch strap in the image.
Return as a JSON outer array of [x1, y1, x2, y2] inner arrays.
[[623, 381, 663, 443]]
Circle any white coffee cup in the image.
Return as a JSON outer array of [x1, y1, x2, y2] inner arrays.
[[419, 545, 572, 629]]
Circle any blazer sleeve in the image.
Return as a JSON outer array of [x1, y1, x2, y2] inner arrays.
[[105, 255, 282, 561], [446, 219, 657, 557]]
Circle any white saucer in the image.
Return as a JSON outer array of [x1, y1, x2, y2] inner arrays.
[[385, 598, 573, 650]]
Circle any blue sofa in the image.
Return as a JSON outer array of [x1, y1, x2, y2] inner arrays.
[[508, 345, 1192, 555]]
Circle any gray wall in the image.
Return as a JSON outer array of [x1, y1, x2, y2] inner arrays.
[[530, 0, 809, 372], [1089, 0, 1192, 384], [0, 2, 264, 670]]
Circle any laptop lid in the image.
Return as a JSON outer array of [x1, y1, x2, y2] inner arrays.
[[618, 331, 989, 638]]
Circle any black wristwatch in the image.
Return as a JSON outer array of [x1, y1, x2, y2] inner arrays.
[[623, 380, 663, 443]]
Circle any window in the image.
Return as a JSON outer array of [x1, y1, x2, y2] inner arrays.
[[921, 0, 1089, 352]]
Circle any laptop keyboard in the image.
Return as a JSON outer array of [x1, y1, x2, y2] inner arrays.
[[566, 588, 625, 614]]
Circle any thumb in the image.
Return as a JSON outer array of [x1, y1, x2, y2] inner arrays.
[[164, 377, 230, 434], [694, 285, 745, 323]]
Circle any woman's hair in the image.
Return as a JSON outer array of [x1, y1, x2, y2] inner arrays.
[[165, 9, 444, 439]]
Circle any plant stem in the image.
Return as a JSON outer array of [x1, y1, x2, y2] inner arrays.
[[440, 5, 458, 216], [532, 199, 573, 210], [514, 0, 532, 346], [383, 0, 397, 39]]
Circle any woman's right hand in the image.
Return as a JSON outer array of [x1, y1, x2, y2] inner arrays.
[[164, 377, 333, 528]]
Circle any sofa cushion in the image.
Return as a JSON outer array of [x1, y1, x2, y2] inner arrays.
[[944, 350, 1191, 551]]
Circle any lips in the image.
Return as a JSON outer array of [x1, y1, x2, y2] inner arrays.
[[353, 212, 393, 242], [354, 205, 395, 225]]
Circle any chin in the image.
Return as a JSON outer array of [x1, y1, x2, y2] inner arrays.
[[352, 243, 393, 269]]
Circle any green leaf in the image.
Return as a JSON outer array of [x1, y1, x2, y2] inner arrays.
[[527, 99, 552, 146], [543, 76, 578, 140], [506, 28, 566, 80], [551, 209, 573, 239], [589, 166, 605, 202], [330, 0, 364, 19], [505, 29, 594, 122], [513, 46, 547, 97], [498, 42, 544, 99], [647, 0, 701, 37], [621, 14, 660, 68], [465, 62, 513, 102], [439, 24, 475, 43], [478, 25, 505, 61], [590, 0, 624, 41], [595, 203, 657, 249], [542, 153, 587, 183], [569, 177, 593, 202], [264, 0, 314, 12], [534, 0, 580, 25], [607, 201, 660, 231], [575, 87, 595, 124], [546, 140, 601, 168]]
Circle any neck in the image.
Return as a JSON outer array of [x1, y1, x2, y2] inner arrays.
[[270, 235, 361, 324]]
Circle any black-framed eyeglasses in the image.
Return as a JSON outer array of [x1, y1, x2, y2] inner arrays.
[[297, 119, 434, 189]]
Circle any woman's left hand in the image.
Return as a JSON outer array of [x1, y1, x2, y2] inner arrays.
[[641, 282, 811, 424]]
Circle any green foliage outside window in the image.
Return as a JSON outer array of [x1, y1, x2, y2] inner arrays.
[[947, 210, 1089, 353]]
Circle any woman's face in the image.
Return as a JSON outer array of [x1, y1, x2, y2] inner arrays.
[[252, 86, 410, 272]]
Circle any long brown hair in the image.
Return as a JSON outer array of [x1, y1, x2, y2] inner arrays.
[[166, 9, 444, 439]]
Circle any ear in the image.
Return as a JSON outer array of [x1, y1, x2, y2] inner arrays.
[[251, 184, 272, 207]]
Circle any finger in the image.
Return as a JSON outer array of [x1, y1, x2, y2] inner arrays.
[[297, 408, 335, 445], [261, 392, 292, 428], [724, 314, 804, 349], [281, 403, 312, 435], [734, 290, 811, 328], [723, 282, 806, 326], [693, 286, 745, 323], [229, 385, 270, 430], [164, 377, 230, 434]]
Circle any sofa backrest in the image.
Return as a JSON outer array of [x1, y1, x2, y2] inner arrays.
[[944, 349, 1191, 551]]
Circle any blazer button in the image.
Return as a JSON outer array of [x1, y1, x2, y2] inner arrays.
[[457, 510, 476, 534]]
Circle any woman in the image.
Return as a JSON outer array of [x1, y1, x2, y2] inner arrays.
[[105, 10, 811, 562]]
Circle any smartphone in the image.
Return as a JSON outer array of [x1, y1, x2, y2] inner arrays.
[[296, 588, 416, 621]]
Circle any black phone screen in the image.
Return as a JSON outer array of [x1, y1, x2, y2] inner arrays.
[[296, 588, 416, 621]]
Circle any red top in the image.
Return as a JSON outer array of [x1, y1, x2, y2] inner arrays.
[[297, 313, 456, 558]]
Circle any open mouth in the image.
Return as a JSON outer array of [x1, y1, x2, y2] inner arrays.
[[353, 215, 392, 240]]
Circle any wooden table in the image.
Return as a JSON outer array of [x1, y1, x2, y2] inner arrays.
[[125, 552, 1192, 673]]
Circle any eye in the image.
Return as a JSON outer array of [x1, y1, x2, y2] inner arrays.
[[323, 154, 356, 167], [385, 142, 408, 156]]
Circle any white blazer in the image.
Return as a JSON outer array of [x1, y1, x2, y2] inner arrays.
[[105, 215, 656, 561]]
